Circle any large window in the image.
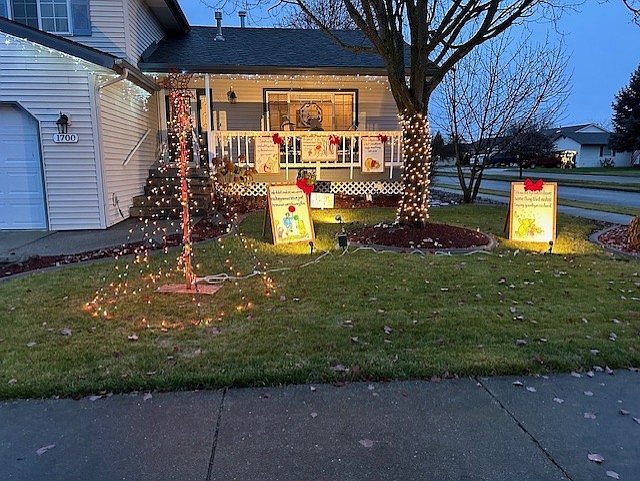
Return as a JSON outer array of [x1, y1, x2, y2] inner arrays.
[[266, 91, 356, 131], [10, 0, 70, 33]]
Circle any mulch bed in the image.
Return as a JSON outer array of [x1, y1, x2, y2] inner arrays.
[[1, 194, 636, 279], [347, 223, 491, 250]]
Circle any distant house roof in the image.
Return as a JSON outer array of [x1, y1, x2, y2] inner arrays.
[[545, 124, 611, 146], [139, 26, 417, 75], [0, 17, 159, 92]]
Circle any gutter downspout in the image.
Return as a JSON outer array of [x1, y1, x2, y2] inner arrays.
[[99, 67, 129, 90]]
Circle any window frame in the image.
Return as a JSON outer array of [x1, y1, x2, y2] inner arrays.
[[9, 0, 72, 35], [263, 88, 358, 132]]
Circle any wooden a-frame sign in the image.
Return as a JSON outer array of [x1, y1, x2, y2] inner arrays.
[[265, 184, 315, 245]]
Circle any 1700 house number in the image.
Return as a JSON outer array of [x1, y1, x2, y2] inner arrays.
[[53, 133, 79, 143]]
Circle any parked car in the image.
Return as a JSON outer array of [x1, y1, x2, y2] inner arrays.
[[486, 153, 517, 167], [522, 154, 562, 169]]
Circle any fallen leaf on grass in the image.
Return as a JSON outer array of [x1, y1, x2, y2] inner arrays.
[[516, 339, 527, 346], [89, 395, 102, 401], [553, 397, 564, 404], [358, 439, 375, 448], [127, 334, 139, 341], [513, 381, 524, 387], [587, 453, 604, 463], [36, 444, 55, 455], [60, 328, 72, 336], [27, 341, 36, 348], [383, 326, 392, 335], [619, 409, 630, 416], [310, 412, 318, 418], [609, 332, 618, 342], [584, 391, 594, 397], [8, 378, 17, 386], [633, 417, 640, 425], [526, 386, 537, 393], [606, 471, 620, 479], [584, 412, 597, 420], [332, 364, 348, 373], [310, 386, 317, 392]]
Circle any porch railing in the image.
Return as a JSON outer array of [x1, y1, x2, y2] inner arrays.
[[209, 130, 403, 180]]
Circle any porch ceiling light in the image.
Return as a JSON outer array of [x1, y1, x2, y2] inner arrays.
[[227, 88, 237, 104], [56, 112, 69, 134]]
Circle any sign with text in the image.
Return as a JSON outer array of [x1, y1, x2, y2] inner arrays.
[[360, 136, 385, 173], [310, 192, 335, 209], [509, 180, 557, 243], [53, 133, 78, 143], [267, 184, 315, 245], [301, 136, 337, 162], [254, 136, 280, 174]]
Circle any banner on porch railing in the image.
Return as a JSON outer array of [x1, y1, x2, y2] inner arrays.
[[360, 136, 385, 173], [301, 136, 338, 162], [254, 136, 280, 174], [266, 184, 315, 245]]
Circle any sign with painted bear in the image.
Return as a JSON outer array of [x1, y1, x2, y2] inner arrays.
[[509, 179, 557, 243], [267, 184, 315, 245]]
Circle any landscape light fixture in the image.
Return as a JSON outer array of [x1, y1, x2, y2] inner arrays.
[[548, 240, 554, 254], [56, 112, 69, 134], [227, 88, 237, 103], [335, 214, 342, 224], [308, 241, 314, 255]]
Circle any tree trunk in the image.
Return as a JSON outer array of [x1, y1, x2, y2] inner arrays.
[[396, 111, 432, 228]]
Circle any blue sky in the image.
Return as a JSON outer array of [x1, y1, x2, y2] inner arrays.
[[178, 1, 640, 129]]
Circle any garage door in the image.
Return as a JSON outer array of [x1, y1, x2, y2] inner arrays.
[[0, 105, 47, 229]]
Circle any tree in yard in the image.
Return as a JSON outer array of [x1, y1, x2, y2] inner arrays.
[[433, 30, 569, 203], [610, 65, 640, 157], [273, 0, 570, 227]]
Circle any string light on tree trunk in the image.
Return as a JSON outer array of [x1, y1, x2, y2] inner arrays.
[[396, 111, 432, 228]]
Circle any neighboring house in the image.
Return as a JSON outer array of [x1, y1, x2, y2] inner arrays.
[[546, 124, 632, 168], [0, 2, 409, 231]]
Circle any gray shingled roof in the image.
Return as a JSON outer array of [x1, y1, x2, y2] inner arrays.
[[139, 26, 415, 75], [544, 124, 611, 146]]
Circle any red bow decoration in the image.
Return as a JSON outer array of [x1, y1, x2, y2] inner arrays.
[[272, 133, 283, 145], [296, 178, 315, 195], [524, 178, 544, 192], [329, 134, 340, 146], [378, 134, 388, 144]]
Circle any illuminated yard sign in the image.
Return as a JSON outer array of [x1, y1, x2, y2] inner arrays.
[[266, 184, 315, 245], [509, 179, 557, 243]]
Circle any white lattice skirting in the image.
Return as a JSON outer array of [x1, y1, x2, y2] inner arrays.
[[224, 181, 402, 196]]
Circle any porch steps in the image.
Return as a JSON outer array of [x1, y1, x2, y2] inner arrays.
[[130, 163, 214, 219]]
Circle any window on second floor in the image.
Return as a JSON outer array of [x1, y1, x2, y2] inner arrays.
[[7, 0, 71, 34]]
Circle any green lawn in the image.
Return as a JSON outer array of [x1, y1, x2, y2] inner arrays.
[[1, 204, 639, 400]]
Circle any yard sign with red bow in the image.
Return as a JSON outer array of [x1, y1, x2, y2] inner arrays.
[[508, 179, 557, 243]]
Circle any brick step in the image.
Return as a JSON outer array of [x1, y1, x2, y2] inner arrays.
[[144, 184, 212, 196], [129, 205, 209, 219], [131, 194, 212, 208]]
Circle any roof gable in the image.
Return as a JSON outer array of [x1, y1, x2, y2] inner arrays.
[[139, 26, 415, 75]]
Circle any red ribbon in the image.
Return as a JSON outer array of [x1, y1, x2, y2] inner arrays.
[[329, 134, 340, 146], [272, 133, 283, 145], [524, 178, 543, 191], [296, 178, 315, 195], [377, 134, 388, 144]]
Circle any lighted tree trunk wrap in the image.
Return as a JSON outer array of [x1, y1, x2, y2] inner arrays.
[[171, 90, 194, 289], [396, 111, 432, 228]]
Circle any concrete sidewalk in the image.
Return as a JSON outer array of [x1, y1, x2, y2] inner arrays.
[[2, 370, 639, 480]]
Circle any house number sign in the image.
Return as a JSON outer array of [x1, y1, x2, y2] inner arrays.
[[53, 133, 79, 143]]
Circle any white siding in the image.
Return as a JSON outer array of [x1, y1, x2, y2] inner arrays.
[[72, 0, 128, 58], [578, 145, 603, 168], [125, 0, 165, 62], [0, 36, 104, 230], [98, 81, 158, 226]]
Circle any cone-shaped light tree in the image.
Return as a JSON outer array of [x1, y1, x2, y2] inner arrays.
[[281, 0, 563, 227]]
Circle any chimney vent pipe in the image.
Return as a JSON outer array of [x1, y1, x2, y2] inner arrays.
[[214, 11, 224, 41], [239, 11, 246, 28]]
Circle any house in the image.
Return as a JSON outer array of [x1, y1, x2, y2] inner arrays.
[[546, 124, 633, 168], [0, 1, 408, 231]]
